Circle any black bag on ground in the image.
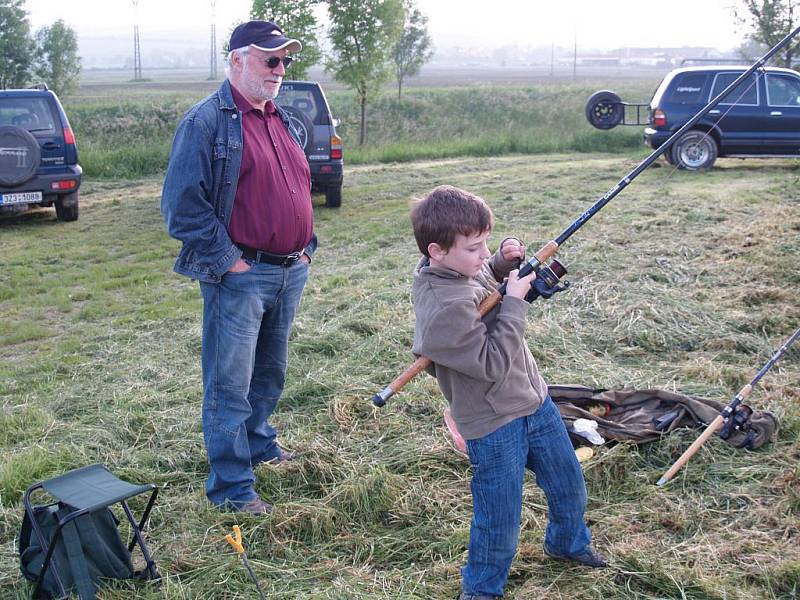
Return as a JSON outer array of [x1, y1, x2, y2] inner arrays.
[[549, 384, 778, 449], [19, 502, 133, 600]]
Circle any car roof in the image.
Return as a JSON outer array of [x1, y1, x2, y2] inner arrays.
[[281, 80, 322, 88], [0, 88, 55, 99], [666, 65, 799, 76]]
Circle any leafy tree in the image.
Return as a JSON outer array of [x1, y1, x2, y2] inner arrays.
[[735, 0, 796, 67], [393, 0, 432, 99], [34, 20, 81, 96], [0, 0, 35, 89], [250, 0, 322, 80], [326, 0, 404, 145]]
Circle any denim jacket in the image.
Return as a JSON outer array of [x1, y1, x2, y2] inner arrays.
[[161, 79, 317, 283]]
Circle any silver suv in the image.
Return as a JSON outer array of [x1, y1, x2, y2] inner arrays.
[[275, 81, 343, 207]]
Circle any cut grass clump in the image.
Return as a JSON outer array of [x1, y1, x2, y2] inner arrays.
[[610, 556, 727, 599], [0, 447, 79, 507], [0, 406, 54, 447]]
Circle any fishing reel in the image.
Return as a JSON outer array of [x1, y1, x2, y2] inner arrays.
[[718, 403, 754, 441], [525, 258, 570, 303]]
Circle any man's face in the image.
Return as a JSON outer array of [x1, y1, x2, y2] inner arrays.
[[430, 229, 492, 278], [235, 46, 287, 104]]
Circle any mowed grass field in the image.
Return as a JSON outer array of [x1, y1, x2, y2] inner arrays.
[[1, 150, 799, 598]]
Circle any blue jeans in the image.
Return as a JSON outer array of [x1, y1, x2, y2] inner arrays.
[[462, 396, 591, 597], [199, 260, 309, 507]]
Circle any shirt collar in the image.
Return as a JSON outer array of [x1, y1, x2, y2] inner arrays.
[[230, 84, 278, 115]]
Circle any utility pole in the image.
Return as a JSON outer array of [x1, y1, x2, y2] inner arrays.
[[550, 42, 554, 77], [132, 0, 142, 81], [573, 32, 577, 80], [209, 0, 218, 80]]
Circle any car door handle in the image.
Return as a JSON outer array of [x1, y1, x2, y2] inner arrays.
[[770, 111, 783, 116], [709, 109, 721, 114], [42, 142, 61, 150]]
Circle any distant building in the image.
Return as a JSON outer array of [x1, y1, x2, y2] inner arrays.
[[611, 46, 725, 67], [576, 56, 621, 66]]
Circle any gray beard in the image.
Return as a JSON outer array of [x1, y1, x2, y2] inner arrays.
[[246, 81, 278, 103]]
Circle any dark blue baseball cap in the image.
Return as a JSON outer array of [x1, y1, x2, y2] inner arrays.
[[229, 20, 302, 53]]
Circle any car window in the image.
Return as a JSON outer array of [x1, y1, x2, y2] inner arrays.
[[0, 97, 58, 133], [667, 73, 708, 104], [275, 85, 325, 125], [766, 74, 800, 106], [710, 72, 759, 106]]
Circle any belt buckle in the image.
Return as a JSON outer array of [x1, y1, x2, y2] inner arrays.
[[282, 251, 302, 266]]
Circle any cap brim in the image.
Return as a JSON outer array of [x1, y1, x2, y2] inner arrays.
[[250, 38, 302, 53]]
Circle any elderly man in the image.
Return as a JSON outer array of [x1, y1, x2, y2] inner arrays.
[[161, 21, 316, 515]]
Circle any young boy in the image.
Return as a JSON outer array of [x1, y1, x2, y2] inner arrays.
[[410, 185, 606, 600]]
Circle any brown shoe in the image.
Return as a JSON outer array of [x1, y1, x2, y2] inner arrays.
[[273, 448, 297, 463], [239, 497, 273, 515], [544, 543, 608, 568]]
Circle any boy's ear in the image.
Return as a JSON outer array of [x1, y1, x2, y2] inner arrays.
[[428, 242, 447, 261]]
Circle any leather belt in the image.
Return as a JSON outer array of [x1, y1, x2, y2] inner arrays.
[[237, 244, 302, 267]]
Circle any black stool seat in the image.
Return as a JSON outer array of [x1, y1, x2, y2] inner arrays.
[[42, 464, 154, 512]]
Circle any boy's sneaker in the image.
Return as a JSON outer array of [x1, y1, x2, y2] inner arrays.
[[544, 544, 608, 568]]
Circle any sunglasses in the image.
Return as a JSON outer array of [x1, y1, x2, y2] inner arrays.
[[262, 56, 294, 69]]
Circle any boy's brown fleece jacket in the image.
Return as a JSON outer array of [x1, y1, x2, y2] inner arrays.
[[411, 248, 548, 440]]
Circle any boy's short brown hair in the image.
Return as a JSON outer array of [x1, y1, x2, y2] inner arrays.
[[411, 185, 494, 257]]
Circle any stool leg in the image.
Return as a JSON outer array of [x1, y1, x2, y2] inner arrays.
[[23, 485, 67, 598], [121, 499, 160, 581], [127, 488, 158, 553]]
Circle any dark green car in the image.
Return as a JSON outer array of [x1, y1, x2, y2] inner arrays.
[[0, 85, 82, 221]]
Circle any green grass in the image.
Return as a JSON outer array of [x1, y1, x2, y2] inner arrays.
[[0, 154, 798, 599], [65, 82, 653, 178]]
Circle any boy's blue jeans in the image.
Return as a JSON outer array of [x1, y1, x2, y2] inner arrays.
[[199, 260, 308, 507], [462, 396, 591, 597]]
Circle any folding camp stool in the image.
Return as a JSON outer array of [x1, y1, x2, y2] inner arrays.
[[22, 463, 159, 598]]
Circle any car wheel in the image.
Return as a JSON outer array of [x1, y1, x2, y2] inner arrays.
[[325, 185, 342, 208], [55, 191, 79, 221], [585, 90, 623, 130], [0, 125, 41, 186], [672, 131, 718, 170], [282, 106, 314, 153]]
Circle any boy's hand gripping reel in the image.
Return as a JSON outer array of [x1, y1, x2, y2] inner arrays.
[[525, 258, 570, 303]]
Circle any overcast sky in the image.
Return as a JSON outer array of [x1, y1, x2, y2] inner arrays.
[[24, 0, 744, 51]]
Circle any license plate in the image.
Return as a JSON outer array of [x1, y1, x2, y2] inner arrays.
[[0, 191, 42, 205]]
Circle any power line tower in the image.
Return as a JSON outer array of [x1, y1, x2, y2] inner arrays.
[[572, 32, 577, 81], [132, 0, 143, 81], [209, 0, 218, 80]]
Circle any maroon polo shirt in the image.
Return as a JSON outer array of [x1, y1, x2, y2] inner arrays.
[[228, 84, 313, 255]]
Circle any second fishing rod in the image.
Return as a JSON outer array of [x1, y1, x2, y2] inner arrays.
[[372, 24, 800, 408]]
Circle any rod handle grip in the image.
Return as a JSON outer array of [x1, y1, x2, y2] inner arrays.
[[372, 355, 433, 407], [656, 414, 725, 486]]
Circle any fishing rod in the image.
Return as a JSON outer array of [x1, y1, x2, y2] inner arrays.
[[371, 24, 800, 408], [656, 327, 799, 486]]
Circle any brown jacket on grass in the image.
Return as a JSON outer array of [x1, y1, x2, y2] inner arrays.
[[411, 247, 548, 440]]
